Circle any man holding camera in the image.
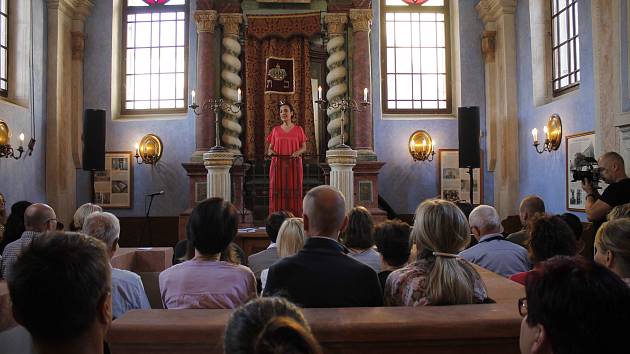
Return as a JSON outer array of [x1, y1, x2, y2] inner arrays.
[[582, 152, 630, 225]]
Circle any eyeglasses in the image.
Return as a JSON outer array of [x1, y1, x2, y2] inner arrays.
[[518, 297, 528, 317], [45, 218, 58, 226]]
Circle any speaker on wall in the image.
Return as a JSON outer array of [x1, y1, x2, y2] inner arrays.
[[458, 106, 481, 169], [82, 109, 106, 171]]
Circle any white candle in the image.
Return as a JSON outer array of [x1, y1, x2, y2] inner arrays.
[[363, 87, 368, 102], [531, 128, 538, 144], [19, 133, 24, 143], [135, 143, 140, 155], [318, 86, 322, 100], [543, 126, 549, 140], [237, 88, 242, 102], [191, 90, 196, 104]]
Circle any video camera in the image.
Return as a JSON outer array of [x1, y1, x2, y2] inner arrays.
[[571, 155, 600, 184]]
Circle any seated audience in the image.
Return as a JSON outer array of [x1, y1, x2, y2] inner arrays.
[[0, 193, 6, 244], [159, 198, 256, 309], [248, 211, 294, 278], [459, 205, 530, 277], [221, 242, 248, 266], [373, 219, 411, 293], [454, 201, 477, 248], [594, 218, 630, 286], [519, 256, 630, 354], [509, 215, 577, 285], [558, 212, 584, 252], [263, 185, 382, 307], [606, 202, 630, 221], [224, 297, 322, 354], [343, 206, 380, 272], [385, 199, 488, 306], [1, 203, 56, 279], [7, 232, 112, 354], [507, 195, 545, 247], [71, 203, 103, 231], [0, 201, 32, 254], [83, 212, 151, 318], [261, 218, 306, 290]]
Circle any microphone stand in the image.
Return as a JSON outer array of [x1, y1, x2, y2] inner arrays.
[[140, 194, 157, 246], [467, 167, 474, 206]]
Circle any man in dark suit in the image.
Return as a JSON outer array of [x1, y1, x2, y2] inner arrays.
[[263, 185, 382, 307]]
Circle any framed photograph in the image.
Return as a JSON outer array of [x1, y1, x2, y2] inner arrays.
[[438, 149, 483, 204], [93, 151, 133, 208], [566, 132, 600, 211]]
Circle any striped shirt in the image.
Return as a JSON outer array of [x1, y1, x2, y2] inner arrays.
[[0, 231, 40, 279]]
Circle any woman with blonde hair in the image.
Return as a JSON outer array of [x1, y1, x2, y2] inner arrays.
[[72, 203, 103, 231], [595, 218, 630, 286], [261, 218, 306, 290], [384, 199, 488, 306]]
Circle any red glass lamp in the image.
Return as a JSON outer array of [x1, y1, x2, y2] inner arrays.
[[142, 0, 170, 5], [403, 0, 428, 4]]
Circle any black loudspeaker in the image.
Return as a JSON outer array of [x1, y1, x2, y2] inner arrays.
[[458, 106, 481, 169], [82, 109, 106, 171]]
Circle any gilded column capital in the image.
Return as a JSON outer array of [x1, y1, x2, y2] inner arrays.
[[71, 31, 85, 61], [481, 30, 496, 63], [194, 10, 219, 34], [349, 9, 372, 33], [219, 13, 243, 37], [324, 13, 348, 36]]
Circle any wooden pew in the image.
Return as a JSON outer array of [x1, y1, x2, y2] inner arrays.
[[108, 267, 524, 354], [111, 247, 174, 273]]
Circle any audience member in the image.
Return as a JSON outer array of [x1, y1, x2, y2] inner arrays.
[[454, 201, 477, 248], [594, 218, 630, 286], [8, 231, 112, 354], [83, 212, 151, 318], [459, 205, 530, 277], [261, 218, 306, 290], [509, 215, 577, 285], [606, 202, 630, 221], [558, 212, 584, 252], [71, 203, 103, 231], [159, 198, 256, 309], [221, 242, 248, 266], [519, 256, 630, 354], [343, 206, 380, 272], [0, 193, 6, 243], [507, 196, 545, 247], [0, 201, 32, 254], [0, 203, 56, 279], [248, 211, 294, 278], [373, 219, 411, 293], [385, 199, 488, 306], [263, 185, 382, 307], [224, 297, 322, 354]]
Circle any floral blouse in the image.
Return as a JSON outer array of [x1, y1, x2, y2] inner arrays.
[[384, 258, 488, 306]]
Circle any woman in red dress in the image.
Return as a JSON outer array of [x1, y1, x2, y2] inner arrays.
[[266, 102, 307, 216]]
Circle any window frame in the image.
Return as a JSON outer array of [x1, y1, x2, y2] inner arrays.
[[0, 0, 9, 98], [380, 0, 452, 115], [121, 0, 189, 116], [550, 0, 579, 97]]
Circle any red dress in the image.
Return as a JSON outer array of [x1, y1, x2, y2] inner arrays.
[[266, 125, 307, 216]]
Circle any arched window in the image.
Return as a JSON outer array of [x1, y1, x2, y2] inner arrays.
[[0, 0, 8, 97], [380, 0, 450, 114], [122, 0, 189, 114], [551, 0, 579, 96]]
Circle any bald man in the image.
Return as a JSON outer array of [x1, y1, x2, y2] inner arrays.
[[0, 203, 57, 279], [263, 185, 382, 307], [582, 152, 630, 225], [506, 196, 545, 247]]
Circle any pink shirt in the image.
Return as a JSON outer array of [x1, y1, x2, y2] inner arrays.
[[159, 260, 257, 309]]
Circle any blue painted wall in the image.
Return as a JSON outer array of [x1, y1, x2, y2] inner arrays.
[[0, 0, 47, 208], [79, 0, 197, 217], [515, 0, 595, 215], [371, 0, 492, 214]]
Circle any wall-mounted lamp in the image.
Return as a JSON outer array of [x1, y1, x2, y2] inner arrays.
[[135, 134, 163, 165], [409, 130, 436, 162], [531, 114, 562, 154], [0, 120, 25, 160]]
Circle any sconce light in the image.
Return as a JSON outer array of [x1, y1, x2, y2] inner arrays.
[[0, 120, 25, 159], [531, 114, 562, 154], [409, 130, 436, 162], [135, 134, 163, 165]]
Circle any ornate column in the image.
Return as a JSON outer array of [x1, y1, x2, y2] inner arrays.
[[219, 13, 243, 155], [476, 0, 519, 217], [324, 13, 348, 149], [349, 9, 375, 161], [326, 149, 357, 213], [204, 150, 234, 202], [192, 10, 219, 162], [46, 0, 93, 226]]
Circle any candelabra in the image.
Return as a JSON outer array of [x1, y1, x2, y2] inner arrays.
[[315, 89, 370, 150], [531, 114, 562, 154], [189, 93, 242, 152]]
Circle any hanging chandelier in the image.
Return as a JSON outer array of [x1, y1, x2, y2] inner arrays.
[[403, 0, 429, 5], [142, 0, 170, 5]]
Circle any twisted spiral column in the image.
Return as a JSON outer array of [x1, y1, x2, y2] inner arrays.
[[219, 14, 243, 155], [324, 14, 348, 149]]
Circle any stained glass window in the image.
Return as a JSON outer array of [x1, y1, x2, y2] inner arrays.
[[0, 0, 8, 97], [123, 0, 188, 113], [551, 0, 579, 95], [381, 0, 450, 114]]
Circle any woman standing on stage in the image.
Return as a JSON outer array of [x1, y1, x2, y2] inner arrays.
[[267, 102, 308, 216]]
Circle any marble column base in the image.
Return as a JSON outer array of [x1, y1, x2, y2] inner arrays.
[[204, 150, 235, 202], [326, 148, 358, 212]]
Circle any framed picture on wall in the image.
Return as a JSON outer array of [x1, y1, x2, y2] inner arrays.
[[566, 131, 601, 211], [93, 151, 133, 208], [438, 149, 483, 205]]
